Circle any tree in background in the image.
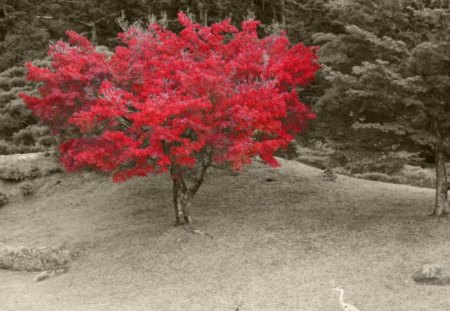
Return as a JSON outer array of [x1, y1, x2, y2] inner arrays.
[[21, 14, 319, 224], [313, 0, 450, 216], [0, 62, 55, 154], [0, 0, 327, 71], [0, 0, 51, 71]]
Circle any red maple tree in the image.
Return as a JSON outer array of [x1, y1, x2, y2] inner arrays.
[[21, 13, 319, 225]]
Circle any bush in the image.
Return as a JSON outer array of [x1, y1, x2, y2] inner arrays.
[[2, 66, 26, 77], [297, 155, 329, 169], [0, 192, 8, 206], [0, 64, 53, 155], [12, 128, 35, 145], [0, 167, 26, 181], [10, 125, 54, 148], [345, 156, 406, 174], [0, 77, 10, 90], [330, 150, 348, 166], [399, 165, 436, 188], [45, 166, 63, 175], [0, 139, 46, 155], [29, 166, 41, 179], [38, 136, 56, 147], [321, 167, 337, 181], [9, 77, 27, 88], [354, 172, 394, 183], [20, 183, 35, 196], [0, 91, 16, 104]]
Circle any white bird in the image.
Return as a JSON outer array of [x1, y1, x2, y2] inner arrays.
[[332, 287, 360, 311]]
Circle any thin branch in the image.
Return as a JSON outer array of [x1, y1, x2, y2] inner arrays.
[[188, 149, 212, 195], [183, 227, 215, 239]]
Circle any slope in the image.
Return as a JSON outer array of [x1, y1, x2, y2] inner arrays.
[[0, 154, 449, 311]]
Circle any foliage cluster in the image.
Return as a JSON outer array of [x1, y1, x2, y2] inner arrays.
[[0, 63, 55, 155], [0, 192, 8, 207], [0, 167, 26, 181], [344, 156, 407, 175], [20, 183, 35, 196], [0, 0, 321, 71], [306, 0, 450, 215], [0, 166, 42, 182]]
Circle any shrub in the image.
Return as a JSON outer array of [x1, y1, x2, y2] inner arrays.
[[12, 128, 35, 145], [0, 64, 53, 155], [0, 192, 8, 206], [0, 139, 46, 155], [321, 167, 337, 181], [38, 136, 56, 147], [354, 172, 393, 182], [0, 77, 10, 90], [2, 66, 26, 76], [297, 155, 329, 169], [29, 166, 41, 179], [0, 167, 26, 181], [399, 165, 436, 188], [345, 156, 406, 174], [9, 77, 27, 88], [20, 183, 35, 196], [0, 91, 16, 104], [330, 150, 348, 166], [45, 166, 63, 175]]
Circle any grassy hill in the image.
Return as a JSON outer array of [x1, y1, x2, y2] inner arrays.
[[1, 154, 450, 311]]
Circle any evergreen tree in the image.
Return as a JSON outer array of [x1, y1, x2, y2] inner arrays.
[[313, 0, 450, 216], [0, 0, 51, 71]]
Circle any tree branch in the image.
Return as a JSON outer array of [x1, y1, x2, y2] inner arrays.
[[188, 149, 212, 195]]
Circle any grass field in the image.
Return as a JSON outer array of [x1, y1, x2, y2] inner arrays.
[[1, 154, 450, 311]]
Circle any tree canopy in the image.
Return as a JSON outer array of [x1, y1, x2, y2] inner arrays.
[[21, 13, 319, 224], [313, 0, 450, 215]]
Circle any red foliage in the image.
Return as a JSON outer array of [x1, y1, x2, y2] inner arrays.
[[21, 13, 319, 182]]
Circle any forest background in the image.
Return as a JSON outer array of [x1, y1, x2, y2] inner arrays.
[[0, 0, 449, 214]]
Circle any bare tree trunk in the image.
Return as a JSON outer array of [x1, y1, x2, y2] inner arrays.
[[169, 151, 212, 225], [272, 2, 277, 21], [88, 21, 98, 45], [432, 126, 449, 217], [77, 20, 98, 45], [280, 0, 286, 25], [0, 0, 8, 42], [444, 162, 448, 206], [172, 177, 192, 225]]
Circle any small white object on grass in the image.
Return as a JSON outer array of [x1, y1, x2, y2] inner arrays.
[[332, 287, 360, 311]]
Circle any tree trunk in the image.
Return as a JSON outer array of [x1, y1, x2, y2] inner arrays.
[[280, 0, 286, 25], [203, 9, 208, 26], [88, 21, 98, 45], [167, 148, 212, 225], [172, 177, 192, 225], [432, 138, 449, 217], [0, 0, 8, 42]]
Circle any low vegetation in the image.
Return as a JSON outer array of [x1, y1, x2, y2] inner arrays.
[[0, 192, 8, 207], [0, 154, 449, 310]]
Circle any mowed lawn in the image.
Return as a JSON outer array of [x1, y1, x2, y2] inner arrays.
[[1, 154, 450, 311]]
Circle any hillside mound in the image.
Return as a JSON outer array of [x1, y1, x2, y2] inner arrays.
[[0, 154, 449, 311]]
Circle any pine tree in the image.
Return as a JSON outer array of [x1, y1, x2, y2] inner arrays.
[[313, 0, 450, 216]]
